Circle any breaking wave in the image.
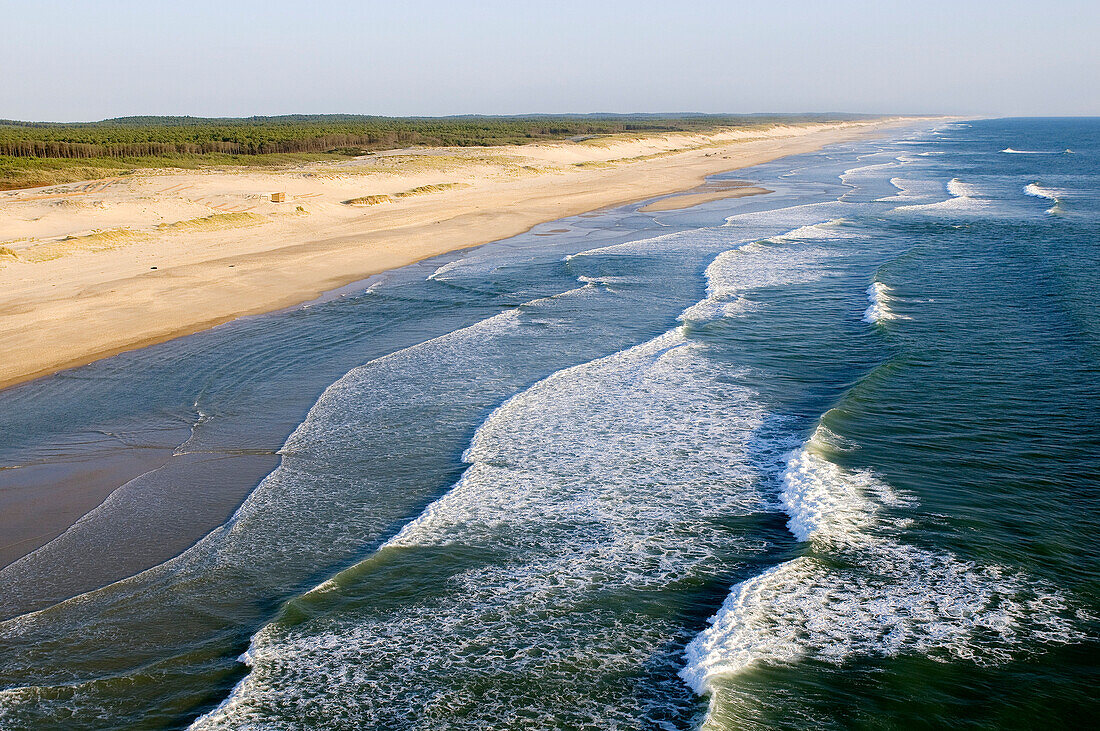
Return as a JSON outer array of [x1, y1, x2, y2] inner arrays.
[[679, 220, 852, 324], [191, 214, 875, 729], [192, 326, 772, 729], [1024, 183, 1067, 214], [862, 281, 907, 323], [892, 178, 988, 214], [680, 425, 1086, 707]]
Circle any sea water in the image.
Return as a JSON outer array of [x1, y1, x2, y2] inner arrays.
[[0, 118, 1097, 729]]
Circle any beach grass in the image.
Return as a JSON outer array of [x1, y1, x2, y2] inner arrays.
[[343, 194, 394, 206], [0, 214, 271, 266], [393, 182, 469, 197], [156, 212, 268, 232], [14, 228, 150, 263], [344, 182, 470, 206]]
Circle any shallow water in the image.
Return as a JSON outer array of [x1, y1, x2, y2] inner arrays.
[[1, 119, 1097, 729]]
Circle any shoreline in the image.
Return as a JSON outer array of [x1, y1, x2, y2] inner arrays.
[[0, 117, 931, 391]]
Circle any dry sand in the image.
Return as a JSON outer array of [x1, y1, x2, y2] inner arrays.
[[0, 118, 922, 390]]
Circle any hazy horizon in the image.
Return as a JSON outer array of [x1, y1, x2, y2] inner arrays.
[[3, 0, 1097, 122], [3, 111, 908, 124]]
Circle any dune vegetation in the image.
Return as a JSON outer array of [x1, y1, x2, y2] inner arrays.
[[155, 212, 268, 232], [344, 182, 470, 206], [343, 194, 395, 206], [8, 228, 150, 263]]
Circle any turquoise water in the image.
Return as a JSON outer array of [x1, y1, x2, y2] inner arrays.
[[0, 119, 1096, 729]]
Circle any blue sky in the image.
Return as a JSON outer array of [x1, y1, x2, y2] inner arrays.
[[2, 0, 1097, 121]]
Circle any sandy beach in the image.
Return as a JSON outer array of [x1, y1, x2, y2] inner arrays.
[[0, 118, 919, 390]]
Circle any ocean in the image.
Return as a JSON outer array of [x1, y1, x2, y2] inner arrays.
[[0, 118, 1097, 729]]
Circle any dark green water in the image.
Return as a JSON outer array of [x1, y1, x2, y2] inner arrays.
[[0, 119, 1096, 729]]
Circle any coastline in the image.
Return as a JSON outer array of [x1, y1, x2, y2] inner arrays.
[[0, 117, 927, 390]]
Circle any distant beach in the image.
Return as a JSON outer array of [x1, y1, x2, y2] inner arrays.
[[0, 118, 919, 390]]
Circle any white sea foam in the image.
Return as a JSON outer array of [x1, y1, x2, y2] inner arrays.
[[779, 443, 913, 543], [892, 178, 989, 214], [699, 243, 831, 301], [1, 283, 633, 726], [862, 281, 908, 323], [840, 162, 896, 177], [946, 178, 979, 198], [1001, 148, 1057, 154], [839, 162, 898, 187], [719, 201, 847, 231], [680, 427, 1085, 703], [678, 295, 759, 323], [427, 257, 463, 280], [192, 221, 874, 728], [679, 220, 852, 325], [565, 229, 685, 259], [1024, 183, 1061, 201], [874, 178, 948, 203], [1024, 183, 1067, 214], [193, 327, 775, 729], [187, 185, 1082, 728], [772, 219, 855, 241], [567, 202, 843, 261]]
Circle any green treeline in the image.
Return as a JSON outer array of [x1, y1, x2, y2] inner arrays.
[[0, 113, 869, 160]]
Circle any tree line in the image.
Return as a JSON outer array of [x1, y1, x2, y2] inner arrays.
[[0, 114, 871, 160]]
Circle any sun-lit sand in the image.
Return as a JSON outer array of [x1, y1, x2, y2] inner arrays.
[[0, 118, 920, 389]]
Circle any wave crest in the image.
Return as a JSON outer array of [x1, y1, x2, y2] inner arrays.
[[1024, 183, 1067, 214], [893, 178, 988, 214], [681, 428, 1086, 701], [862, 281, 908, 324]]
